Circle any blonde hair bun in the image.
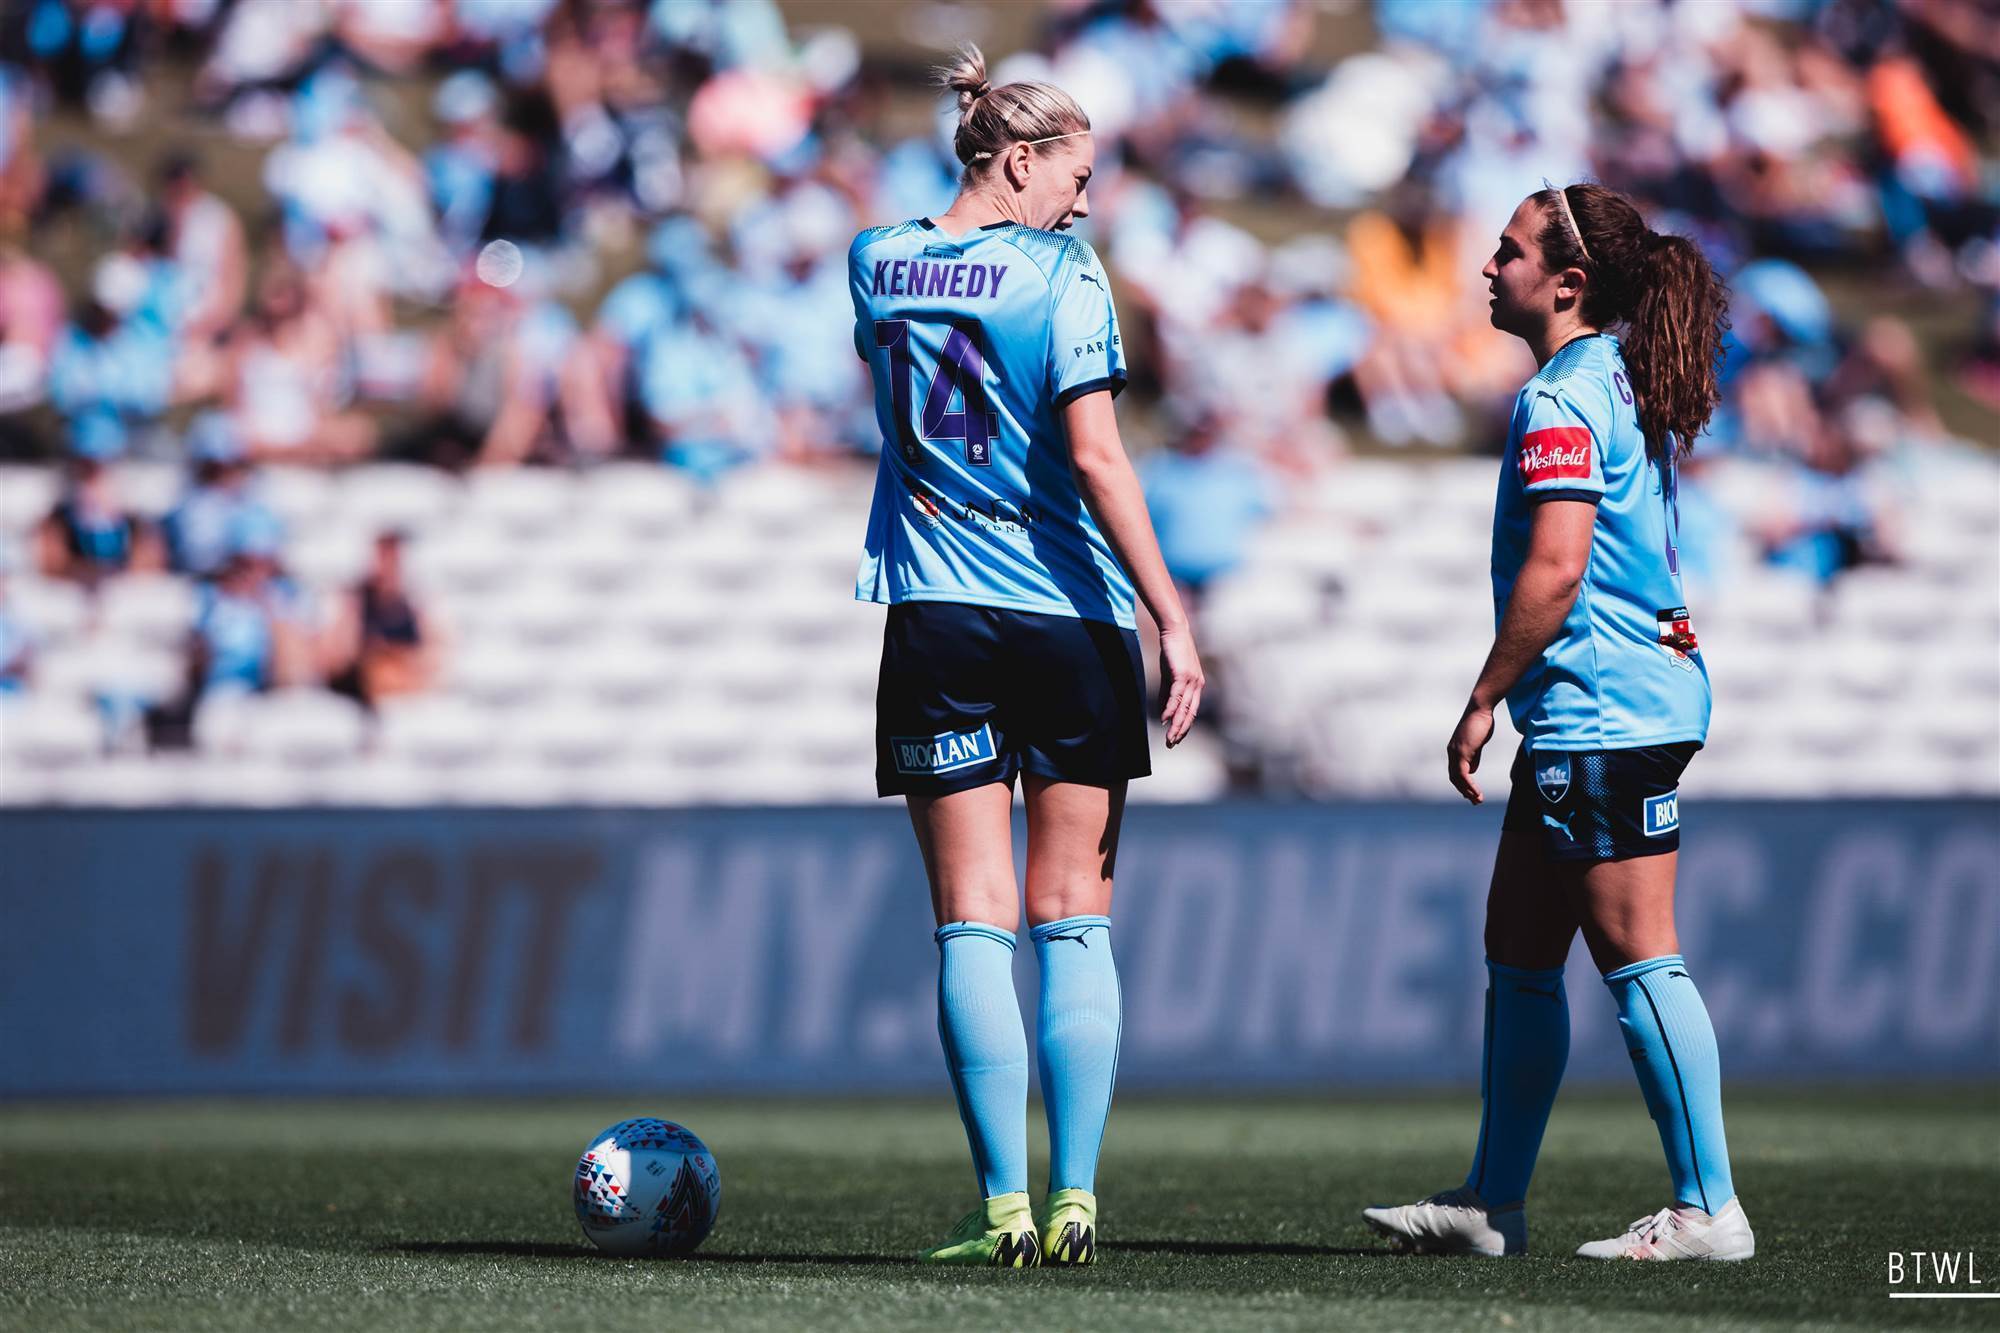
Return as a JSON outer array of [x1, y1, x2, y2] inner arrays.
[[930, 42, 1091, 177]]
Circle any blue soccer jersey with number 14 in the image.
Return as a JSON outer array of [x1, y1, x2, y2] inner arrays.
[[1491, 333, 1712, 750], [850, 218, 1134, 629]]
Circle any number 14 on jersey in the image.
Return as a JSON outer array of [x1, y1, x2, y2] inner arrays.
[[874, 319, 999, 467]]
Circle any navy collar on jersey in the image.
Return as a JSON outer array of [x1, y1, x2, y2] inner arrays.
[[1553, 331, 1606, 354], [917, 218, 1017, 232]]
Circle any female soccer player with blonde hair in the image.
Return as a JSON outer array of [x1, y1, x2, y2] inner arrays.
[[849, 45, 1203, 1267], [1364, 183, 1753, 1262]]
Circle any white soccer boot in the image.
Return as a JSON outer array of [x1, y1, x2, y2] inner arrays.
[[1575, 1197, 1755, 1261], [1362, 1187, 1526, 1257]]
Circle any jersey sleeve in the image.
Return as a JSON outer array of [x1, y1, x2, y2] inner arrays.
[[847, 231, 874, 362], [1047, 240, 1127, 408], [1513, 388, 1605, 503]]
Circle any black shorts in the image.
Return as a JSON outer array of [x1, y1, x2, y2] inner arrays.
[[875, 601, 1150, 797], [1501, 741, 1698, 862]]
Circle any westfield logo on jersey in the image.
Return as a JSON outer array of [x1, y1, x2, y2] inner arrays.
[[1518, 427, 1593, 484]]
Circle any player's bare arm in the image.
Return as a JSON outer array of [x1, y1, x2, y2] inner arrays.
[[1450, 499, 1594, 803], [1062, 390, 1203, 747]]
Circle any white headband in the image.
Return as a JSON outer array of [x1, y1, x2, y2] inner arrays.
[[1546, 180, 1592, 264], [971, 130, 1091, 162]]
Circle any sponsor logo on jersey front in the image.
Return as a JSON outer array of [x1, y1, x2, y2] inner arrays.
[[1518, 427, 1594, 485], [1536, 754, 1571, 803], [1643, 790, 1680, 837], [892, 723, 998, 776]]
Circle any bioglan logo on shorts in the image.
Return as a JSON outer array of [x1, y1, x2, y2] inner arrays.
[[1518, 427, 1593, 485], [1536, 754, 1571, 804], [892, 723, 997, 776], [1643, 790, 1680, 837]]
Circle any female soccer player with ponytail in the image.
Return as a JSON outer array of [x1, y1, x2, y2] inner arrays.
[[849, 46, 1203, 1267], [1364, 183, 1752, 1261]]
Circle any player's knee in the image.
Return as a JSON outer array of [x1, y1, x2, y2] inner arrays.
[[1025, 876, 1111, 928], [937, 875, 1021, 931], [1484, 916, 1570, 971]]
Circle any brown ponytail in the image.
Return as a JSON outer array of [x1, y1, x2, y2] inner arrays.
[[1533, 183, 1730, 459]]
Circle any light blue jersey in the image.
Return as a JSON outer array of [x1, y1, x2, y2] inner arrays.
[[1491, 334, 1711, 750], [850, 218, 1135, 629]]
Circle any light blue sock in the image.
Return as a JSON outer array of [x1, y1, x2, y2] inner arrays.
[[1464, 959, 1569, 1207], [936, 922, 1029, 1199], [1604, 954, 1736, 1214], [1031, 915, 1121, 1195]]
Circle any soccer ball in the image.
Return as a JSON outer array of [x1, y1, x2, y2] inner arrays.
[[573, 1118, 722, 1257]]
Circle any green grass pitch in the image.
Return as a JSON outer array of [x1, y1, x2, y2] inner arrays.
[[2, 1091, 1995, 1331]]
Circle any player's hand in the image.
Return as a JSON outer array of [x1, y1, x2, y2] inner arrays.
[[1157, 623, 1204, 748], [1447, 702, 1493, 804]]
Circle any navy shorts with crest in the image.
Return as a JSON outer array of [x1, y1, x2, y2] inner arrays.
[[1501, 741, 1698, 862], [875, 601, 1150, 798]]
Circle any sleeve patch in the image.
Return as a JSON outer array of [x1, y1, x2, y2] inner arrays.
[[1518, 427, 1593, 485]]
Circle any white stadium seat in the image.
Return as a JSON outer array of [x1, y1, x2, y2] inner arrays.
[[287, 526, 375, 591], [405, 521, 518, 596], [98, 574, 199, 647], [114, 461, 182, 519], [8, 576, 90, 644], [376, 696, 502, 768], [577, 463, 700, 536], [1304, 460, 1418, 520], [0, 466, 60, 535], [34, 636, 184, 707], [463, 467, 578, 537], [1202, 571, 1325, 654], [444, 639, 561, 708], [306, 754, 453, 805], [255, 466, 334, 529], [201, 690, 369, 767], [503, 696, 633, 768], [0, 695, 103, 770], [333, 463, 461, 533]]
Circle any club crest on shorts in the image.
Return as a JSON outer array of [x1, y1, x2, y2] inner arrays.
[[891, 722, 997, 776], [1643, 790, 1680, 837], [1535, 753, 1571, 804]]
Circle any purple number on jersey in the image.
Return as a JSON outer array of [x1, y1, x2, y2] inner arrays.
[[873, 318, 998, 467]]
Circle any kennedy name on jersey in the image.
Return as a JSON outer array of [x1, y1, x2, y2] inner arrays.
[[1518, 426, 1593, 483], [871, 259, 1009, 299]]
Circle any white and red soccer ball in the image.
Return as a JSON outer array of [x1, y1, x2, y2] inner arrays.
[[573, 1118, 721, 1257]]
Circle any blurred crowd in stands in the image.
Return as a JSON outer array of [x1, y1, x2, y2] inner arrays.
[[0, 0, 1994, 784]]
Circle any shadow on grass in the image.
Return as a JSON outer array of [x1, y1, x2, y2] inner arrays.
[[384, 1240, 910, 1267], [1106, 1239, 1388, 1259]]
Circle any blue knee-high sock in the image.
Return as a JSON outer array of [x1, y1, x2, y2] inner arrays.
[[1032, 915, 1121, 1195], [1464, 959, 1570, 1207], [1604, 954, 1736, 1213], [936, 922, 1029, 1199]]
